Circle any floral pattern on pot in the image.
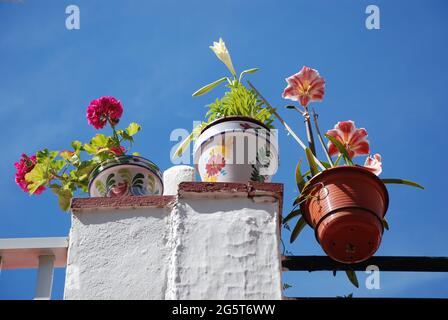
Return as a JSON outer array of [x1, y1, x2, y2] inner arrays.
[[88, 155, 163, 197], [203, 146, 228, 182]]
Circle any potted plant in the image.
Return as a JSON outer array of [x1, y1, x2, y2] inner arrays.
[[260, 66, 424, 266], [14, 96, 163, 211], [173, 38, 278, 183]]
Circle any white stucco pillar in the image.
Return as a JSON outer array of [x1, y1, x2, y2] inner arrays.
[[163, 165, 196, 195], [65, 182, 283, 300]]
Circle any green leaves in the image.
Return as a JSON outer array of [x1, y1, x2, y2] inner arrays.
[[205, 82, 274, 128], [71, 140, 82, 152], [84, 134, 108, 155], [290, 216, 307, 243], [238, 68, 259, 82], [192, 77, 228, 97], [50, 186, 72, 212], [345, 270, 359, 288], [325, 134, 353, 165], [283, 208, 302, 225], [172, 122, 207, 158], [295, 160, 306, 192], [36, 149, 59, 164], [25, 164, 48, 194], [126, 122, 141, 137], [305, 147, 319, 177], [382, 218, 390, 231], [381, 178, 424, 190]]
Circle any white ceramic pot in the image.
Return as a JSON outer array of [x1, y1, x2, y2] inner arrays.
[[193, 116, 279, 183], [88, 155, 163, 197]]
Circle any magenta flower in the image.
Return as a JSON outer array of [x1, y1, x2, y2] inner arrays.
[[110, 146, 126, 156], [14, 154, 45, 195], [364, 153, 382, 176], [86, 96, 123, 129], [282, 66, 325, 107], [326, 120, 370, 159]]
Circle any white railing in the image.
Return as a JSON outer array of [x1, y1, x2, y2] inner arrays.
[[0, 237, 68, 300]]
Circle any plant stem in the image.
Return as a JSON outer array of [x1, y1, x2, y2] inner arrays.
[[303, 108, 316, 155], [247, 81, 325, 170], [312, 109, 334, 166]]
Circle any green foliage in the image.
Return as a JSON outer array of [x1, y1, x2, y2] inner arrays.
[[24, 122, 142, 211], [205, 83, 274, 128], [126, 122, 141, 137], [192, 77, 229, 97], [283, 208, 302, 225], [324, 134, 353, 165], [345, 270, 359, 288], [290, 216, 307, 243], [295, 160, 306, 192], [381, 178, 424, 189], [305, 147, 319, 177]]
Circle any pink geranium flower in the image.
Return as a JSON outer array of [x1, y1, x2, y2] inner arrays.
[[110, 146, 126, 156], [86, 96, 123, 129], [326, 120, 370, 159], [282, 66, 325, 107], [14, 154, 45, 195], [205, 154, 226, 176], [364, 153, 382, 176]]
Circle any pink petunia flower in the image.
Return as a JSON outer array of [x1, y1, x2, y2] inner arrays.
[[110, 146, 126, 156], [86, 96, 123, 129], [205, 154, 226, 177], [282, 66, 325, 107], [326, 120, 370, 159], [14, 154, 45, 195], [364, 153, 382, 176]]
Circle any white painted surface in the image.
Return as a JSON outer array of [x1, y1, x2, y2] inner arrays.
[[163, 166, 196, 195], [65, 195, 282, 300], [0, 237, 67, 269], [64, 208, 170, 300], [166, 198, 283, 300]]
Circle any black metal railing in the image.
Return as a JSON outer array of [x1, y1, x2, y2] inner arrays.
[[282, 255, 448, 272]]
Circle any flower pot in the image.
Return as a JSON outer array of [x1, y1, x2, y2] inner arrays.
[[88, 155, 163, 197], [300, 166, 389, 263], [193, 116, 279, 183]]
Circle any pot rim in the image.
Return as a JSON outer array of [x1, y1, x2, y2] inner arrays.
[[200, 116, 271, 134], [88, 155, 163, 191], [300, 165, 389, 225]]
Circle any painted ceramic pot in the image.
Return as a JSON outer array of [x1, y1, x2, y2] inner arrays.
[[193, 116, 279, 183], [300, 166, 389, 264], [88, 155, 163, 197]]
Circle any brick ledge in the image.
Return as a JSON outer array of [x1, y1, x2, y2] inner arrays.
[[70, 182, 283, 213]]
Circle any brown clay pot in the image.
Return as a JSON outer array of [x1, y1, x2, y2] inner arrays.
[[300, 166, 389, 264]]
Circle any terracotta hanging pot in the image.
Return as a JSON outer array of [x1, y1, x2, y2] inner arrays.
[[193, 116, 279, 183], [300, 166, 389, 264], [88, 155, 163, 197]]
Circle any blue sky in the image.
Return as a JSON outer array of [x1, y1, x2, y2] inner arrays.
[[1, 0, 448, 299]]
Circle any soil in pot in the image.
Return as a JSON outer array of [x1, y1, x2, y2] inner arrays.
[[300, 166, 389, 263]]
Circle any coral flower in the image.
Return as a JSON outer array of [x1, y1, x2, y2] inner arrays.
[[14, 154, 45, 195], [205, 153, 226, 177], [364, 153, 382, 176], [326, 120, 370, 158], [282, 66, 325, 107], [86, 96, 123, 129]]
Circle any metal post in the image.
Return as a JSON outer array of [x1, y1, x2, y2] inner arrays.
[[35, 255, 55, 300]]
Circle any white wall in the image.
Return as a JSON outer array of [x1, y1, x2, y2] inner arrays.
[[65, 188, 283, 300], [65, 208, 170, 300]]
